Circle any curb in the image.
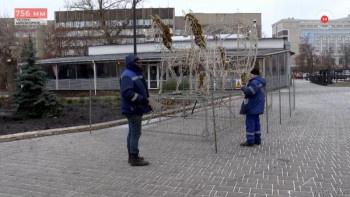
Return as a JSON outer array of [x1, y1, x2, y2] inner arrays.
[[1, 95, 242, 143], [0, 118, 129, 143], [0, 109, 169, 143]]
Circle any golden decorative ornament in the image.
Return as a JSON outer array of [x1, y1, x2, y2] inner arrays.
[[152, 16, 172, 50]]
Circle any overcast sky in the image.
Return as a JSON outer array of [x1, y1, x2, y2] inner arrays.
[[1, 0, 350, 36]]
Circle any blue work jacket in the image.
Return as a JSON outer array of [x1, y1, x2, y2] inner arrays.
[[239, 76, 266, 115], [120, 55, 151, 115]]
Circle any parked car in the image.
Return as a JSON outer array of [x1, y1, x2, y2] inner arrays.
[[302, 73, 309, 80], [292, 73, 302, 79]]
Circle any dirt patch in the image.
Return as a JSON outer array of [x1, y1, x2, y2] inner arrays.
[[0, 103, 124, 136]]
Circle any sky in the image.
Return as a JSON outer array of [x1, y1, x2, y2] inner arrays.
[[1, 0, 350, 37]]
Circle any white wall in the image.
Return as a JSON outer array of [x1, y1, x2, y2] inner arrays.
[[89, 38, 285, 55]]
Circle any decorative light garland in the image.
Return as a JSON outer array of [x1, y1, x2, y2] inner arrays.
[[184, 13, 206, 49], [152, 16, 172, 50]]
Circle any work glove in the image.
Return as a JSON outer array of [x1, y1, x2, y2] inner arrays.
[[140, 98, 149, 106]]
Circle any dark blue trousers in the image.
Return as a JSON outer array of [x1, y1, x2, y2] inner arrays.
[[126, 115, 142, 154], [245, 114, 261, 144]]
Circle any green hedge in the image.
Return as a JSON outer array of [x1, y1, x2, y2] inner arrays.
[[162, 80, 190, 91]]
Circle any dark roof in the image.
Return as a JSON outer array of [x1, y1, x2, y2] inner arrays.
[[36, 48, 288, 65]]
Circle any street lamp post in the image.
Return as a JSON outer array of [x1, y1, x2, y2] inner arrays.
[[133, 0, 137, 55]]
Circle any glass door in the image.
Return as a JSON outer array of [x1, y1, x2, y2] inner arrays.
[[148, 64, 159, 89]]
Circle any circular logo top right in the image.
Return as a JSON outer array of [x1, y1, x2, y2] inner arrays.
[[315, 9, 335, 29], [321, 15, 328, 24]]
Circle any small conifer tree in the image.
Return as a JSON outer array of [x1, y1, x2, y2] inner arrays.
[[12, 38, 62, 118]]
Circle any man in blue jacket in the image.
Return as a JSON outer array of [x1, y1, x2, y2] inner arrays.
[[239, 68, 266, 146], [120, 55, 151, 166]]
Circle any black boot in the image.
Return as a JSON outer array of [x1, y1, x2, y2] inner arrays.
[[130, 153, 149, 166], [128, 151, 145, 163], [240, 142, 254, 146]]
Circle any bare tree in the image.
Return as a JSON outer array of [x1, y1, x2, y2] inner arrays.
[[65, 0, 142, 45], [296, 36, 316, 73], [46, 24, 78, 58], [340, 44, 350, 70], [0, 17, 17, 93], [319, 50, 335, 70]]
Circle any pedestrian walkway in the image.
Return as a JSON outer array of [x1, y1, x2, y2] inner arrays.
[[0, 80, 349, 197]]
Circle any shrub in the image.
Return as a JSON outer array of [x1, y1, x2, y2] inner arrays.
[[162, 80, 177, 91], [78, 98, 85, 104], [162, 80, 190, 91]]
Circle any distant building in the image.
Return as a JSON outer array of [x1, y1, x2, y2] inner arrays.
[[175, 13, 262, 38], [52, 10, 262, 58], [53, 8, 175, 57], [272, 16, 350, 67], [0, 18, 53, 60], [3, 9, 262, 60]]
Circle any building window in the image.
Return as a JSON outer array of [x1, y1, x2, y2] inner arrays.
[[144, 19, 151, 26], [136, 19, 143, 25], [85, 21, 92, 27], [93, 21, 99, 27], [66, 22, 73, 27], [137, 38, 145, 43], [57, 22, 65, 27]]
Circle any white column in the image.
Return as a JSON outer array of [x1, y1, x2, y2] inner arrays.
[[147, 64, 150, 88]]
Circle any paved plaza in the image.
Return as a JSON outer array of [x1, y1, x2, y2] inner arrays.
[[0, 80, 350, 197]]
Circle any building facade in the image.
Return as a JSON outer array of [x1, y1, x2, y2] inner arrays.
[[36, 38, 291, 91], [0, 18, 53, 60], [3, 10, 261, 60], [52, 8, 175, 58], [272, 16, 350, 67], [175, 13, 262, 38]]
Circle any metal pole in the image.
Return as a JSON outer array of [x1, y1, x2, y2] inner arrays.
[[89, 75, 92, 133], [278, 61, 282, 125], [229, 93, 232, 128], [93, 61, 97, 95], [288, 74, 291, 117], [191, 100, 197, 115], [265, 89, 269, 133], [55, 65, 58, 90], [133, 0, 137, 55], [210, 75, 218, 154], [293, 77, 296, 111]]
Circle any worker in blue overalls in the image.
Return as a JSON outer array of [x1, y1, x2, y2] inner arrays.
[[239, 68, 266, 146]]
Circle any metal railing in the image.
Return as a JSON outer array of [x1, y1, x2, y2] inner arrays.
[[47, 77, 120, 90]]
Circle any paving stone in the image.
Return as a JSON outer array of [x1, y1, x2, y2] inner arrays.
[[0, 81, 350, 196]]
